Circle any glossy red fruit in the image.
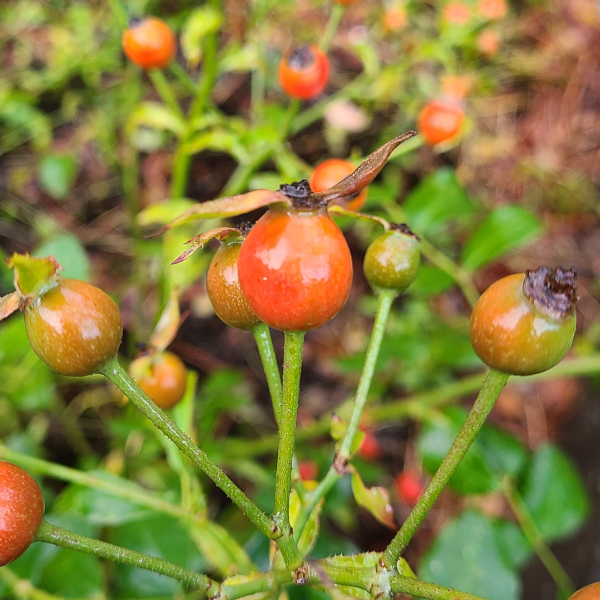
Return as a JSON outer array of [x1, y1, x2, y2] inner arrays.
[[363, 224, 420, 293], [206, 238, 261, 330], [278, 45, 330, 100], [23, 278, 122, 377], [298, 460, 319, 481], [395, 471, 424, 507], [418, 99, 465, 145], [309, 159, 368, 212], [569, 583, 600, 600], [0, 461, 45, 566], [122, 17, 177, 70], [358, 430, 382, 462], [237, 204, 353, 332], [130, 351, 187, 409], [470, 268, 578, 376]]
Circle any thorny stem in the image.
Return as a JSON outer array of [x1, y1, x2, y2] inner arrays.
[[381, 369, 510, 568], [253, 322, 283, 421], [293, 290, 396, 541], [503, 479, 575, 598], [389, 575, 490, 600], [98, 357, 275, 540], [35, 520, 219, 595], [273, 331, 305, 569]]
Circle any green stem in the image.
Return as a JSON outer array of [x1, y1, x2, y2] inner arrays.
[[390, 575, 489, 600], [170, 62, 197, 94], [253, 323, 283, 421], [223, 353, 600, 459], [98, 356, 275, 540], [321, 3, 344, 53], [35, 520, 219, 595], [382, 200, 479, 307], [273, 331, 305, 569], [293, 290, 396, 541], [149, 69, 184, 121], [105, 0, 128, 29], [380, 369, 510, 568], [221, 147, 273, 196], [503, 479, 575, 598]]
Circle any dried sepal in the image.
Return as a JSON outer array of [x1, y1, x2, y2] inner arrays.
[[172, 227, 240, 265], [149, 189, 291, 238], [0, 292, 19, 321], [312, 131, 416, 204]]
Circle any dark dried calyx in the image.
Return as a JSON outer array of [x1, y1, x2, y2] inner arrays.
[[287, 46, 315, 70], [523, 266, 578, 319], [390, 222, 419, 240], [279, 179, 324, 209]]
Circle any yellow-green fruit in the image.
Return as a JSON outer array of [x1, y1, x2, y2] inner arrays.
[[24, 278, 122, 376], [363, 227, 420, 292]]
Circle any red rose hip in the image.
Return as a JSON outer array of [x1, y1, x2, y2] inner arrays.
[[0, 461, 45, 566]]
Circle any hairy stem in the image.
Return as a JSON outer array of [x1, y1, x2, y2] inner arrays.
[[293, 290, 396, 540], [390, 575, 490, 600], [35, 520, 219, 595], [381, 369, 510, 568]]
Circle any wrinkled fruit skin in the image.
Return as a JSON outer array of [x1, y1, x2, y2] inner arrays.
[[364, 230, 420, 292], [309, 159, 368, 212], [207, 240, 261, 330], [24, 278, 123, 377], [569, 583, 600, 600], [470, 273, 576, 376], [122, 17, 176, 70], [238, 206, 353, 332], [418, 100, 465, 145], [131, 351, 187, 409], [0, 461, 45, 566], [278, 46, 330, 100]]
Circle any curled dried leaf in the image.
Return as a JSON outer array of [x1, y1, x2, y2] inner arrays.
[[172, 227, 239, 265]]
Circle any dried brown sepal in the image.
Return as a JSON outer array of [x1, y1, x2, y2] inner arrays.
[[149, 189, 291, 238], [389, 222, 420, 241], [312, 131, 417, 204], [523, 266, 578, 319], [0, 292, 19, 321], [172, 227, 240, 265], [327, 205, 391, 229]]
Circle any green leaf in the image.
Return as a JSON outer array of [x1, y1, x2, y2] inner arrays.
[[520, 443, 590, 542], [112, 515, 206, 598], [461, 206, 543, 272], [350, 469, 396, 529], [418, 407, 526, 495], [38, 155, 78, 200], [127, 101, 186, 138], [403, 168, 476, 236], [137, 199, 197, 227], [420, 510, 521, 600], [409, 264, 455, 297], [34, 233, 90, 281], [493, 519, 532, 570], [181, 7, 223, 67], [290, 487, 323, 558]]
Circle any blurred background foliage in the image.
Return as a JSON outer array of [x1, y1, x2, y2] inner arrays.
[[1, 0, 600, 599]]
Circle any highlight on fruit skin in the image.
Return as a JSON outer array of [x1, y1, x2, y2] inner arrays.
[[0, 461, 45, 567], [469, 267, 578, 376]]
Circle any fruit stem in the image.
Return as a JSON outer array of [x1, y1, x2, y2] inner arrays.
[[380, 369, 510, 569], [293, 289, 396, 541], [149, 69, 184, 121], [253, 323, 283, 421], [321, 3, 344, 53], [502, 478, 575, 598], [35, 520, 220, 595], [389, 575, 489, 600], [273, 331, 305, 569], [98, 357, 275, 540]]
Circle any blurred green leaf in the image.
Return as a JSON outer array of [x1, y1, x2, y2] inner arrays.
[[403, 168, 476, 236], [418, 407, 526, 495], [520, 443, 590, 542], [37, 155, 78, 200], [34, 233, 90, 281], [112, 515, 206, 598], [410, 264, 455, 297], [350, 469, 396, 529], [181, 7, 223, 67], [420, 510, 521, 600], [493, 519, 532, 570], [461, 206, 543, 272], [127, 102, 186, 138]]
